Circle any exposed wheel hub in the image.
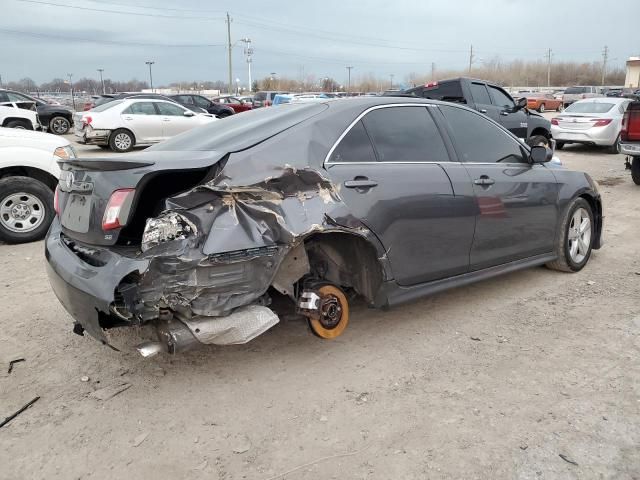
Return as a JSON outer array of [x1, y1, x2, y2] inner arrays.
[[319, 296, 342, 329]]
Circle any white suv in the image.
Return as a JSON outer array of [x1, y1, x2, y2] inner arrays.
[[0, 127, 74, 243], [0, 103, 41, 130]]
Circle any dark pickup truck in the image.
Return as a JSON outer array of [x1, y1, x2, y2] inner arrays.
[[403, 78, 552, 146], [620, 101, 640, 185]]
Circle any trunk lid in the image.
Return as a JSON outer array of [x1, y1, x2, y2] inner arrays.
[[57, 150, 227, 246]]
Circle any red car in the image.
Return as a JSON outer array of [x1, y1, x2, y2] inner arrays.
[[213, 96, 252, 113]]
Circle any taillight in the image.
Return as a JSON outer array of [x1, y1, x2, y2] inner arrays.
[[425, 81, 438, 88], [592, 119, 612, 127], [621, 107, 640, 141], [54, 186, 60, 216], [102, 189, 135, 231], [83, 116, 92, 125], [551, 118, 559, 125]]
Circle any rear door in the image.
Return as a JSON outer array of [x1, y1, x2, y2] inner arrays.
[[439, 104, 558, 270], [155, 102, 194, 138], [325, 104, 476, 285], [121, 101, 162, 143], [487, 85, 529, 139]]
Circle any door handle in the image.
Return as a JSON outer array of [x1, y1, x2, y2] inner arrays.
[[162, 118, 171, 122], [474, 175, 495, 186], [123, 116, 133, 120], [478, 108, 487, 113], [500, 111, 510, 116], [344, 179, 378, 189]]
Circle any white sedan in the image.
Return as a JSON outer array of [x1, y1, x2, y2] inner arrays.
[[75, 98, 217, 152], [551, 97, 632, 154]]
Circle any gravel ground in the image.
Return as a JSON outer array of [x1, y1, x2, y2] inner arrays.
[[0, 137, 639, 479]]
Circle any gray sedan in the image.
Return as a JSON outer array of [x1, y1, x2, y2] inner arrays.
[[46, 97, 603, 355], [552, 97, 632, 153]]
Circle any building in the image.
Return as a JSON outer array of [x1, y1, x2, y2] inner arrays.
[[624, 57, 640, 88]]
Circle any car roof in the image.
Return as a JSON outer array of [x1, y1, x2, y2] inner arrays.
[[572, 97, 629, 104]]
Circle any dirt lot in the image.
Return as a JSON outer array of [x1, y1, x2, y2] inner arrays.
[[1, 138, 639, 479]]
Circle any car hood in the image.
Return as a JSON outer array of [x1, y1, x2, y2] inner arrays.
[[0, 126, 70, 150]]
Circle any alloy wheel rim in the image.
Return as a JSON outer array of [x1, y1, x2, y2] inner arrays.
[[114, 133, 131, 150], [52, 118, 69, 133], [0, 192, 46, 233], [567, 207, 591, 263]]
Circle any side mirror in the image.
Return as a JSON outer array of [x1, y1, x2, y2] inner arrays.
[[183, 111, 195, 117], [530, 145, 552, 163], [515, 97, 528, 110]]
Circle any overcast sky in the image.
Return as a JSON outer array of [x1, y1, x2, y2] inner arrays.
[[2, 0, 637, 88]]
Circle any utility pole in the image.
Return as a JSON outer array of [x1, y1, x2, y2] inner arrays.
[[346, 66, 353, 93], [545, 48, 552, 87], [601, 45, 609, 86], [67, 73, 75, 110], [468, 44, 474, 74], [97, 68, 105, 94], [389, 74, 394, 90], [226, 12, 233, 95], [145, 61, 155, 92], [0, 74, 3, 88], [240, 38, 253, 92], [431, 62, 436, 81]]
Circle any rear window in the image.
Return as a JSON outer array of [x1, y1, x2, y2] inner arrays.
[[92, 100, 123, 112], [413, 81, 466, 103], [564, 102, 614, 113], [565, 87, 588, 94], [254, 92, 267, 101], [150, 103, 327, 152]]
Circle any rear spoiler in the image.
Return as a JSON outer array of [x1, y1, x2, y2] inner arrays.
[[61, 158, 155, 171]]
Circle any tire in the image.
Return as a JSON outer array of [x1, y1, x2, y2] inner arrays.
[[538, 103, 545, 113], [607, 134, 621, 154], [5, 119, 31, 130], [48, 116, 71, 135], [555, 142, 565, 150], [556, 103, 564, 112], [109, 129, 134, 153], [546, 198, 594, 273], [528, 135, 549, 147], [632, 157, 640, 185], [0, 176, 54, 244]]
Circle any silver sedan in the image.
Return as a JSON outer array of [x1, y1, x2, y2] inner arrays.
[[551, 97, 632, 154]]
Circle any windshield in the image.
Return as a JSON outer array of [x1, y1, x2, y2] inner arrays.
[[565, 87, 588, 94], [91, 99, 124, 112], [564, 102, 614, 114], [151, 103, 327, 152], [94, 96, 116, 107]]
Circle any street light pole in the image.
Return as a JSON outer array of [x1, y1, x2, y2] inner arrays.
[[145, 61, 155, 92], [97, 68, 105, 94], [240, 38, 253, 92], [389, 74, 394, 90], [226, 12, 233, 95], [67, 73, 75, 110], [346, 66, 353, 93]]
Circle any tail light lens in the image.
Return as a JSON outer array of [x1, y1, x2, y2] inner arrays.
[[622, 107, 640, 141], [592, 119, 612, 127], [54, 186, 60, 216], [551, 118, 559, 125], [83, 116, 92, 126], [102, 189, 135, 230]]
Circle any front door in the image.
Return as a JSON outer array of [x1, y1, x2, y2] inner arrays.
[[120, 101, 162, 143], [325, 105, 476, 286], [439, 104, 558, 270], [154, 102, 194, 139], [487, 85, 529, 139]]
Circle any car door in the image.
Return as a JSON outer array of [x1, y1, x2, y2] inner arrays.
[[325, 105, 476, 286], [438, 104, 558, 270], [487, 85, 529, 139], [120, 101, 162, 143], [155, 102, 194, 138]]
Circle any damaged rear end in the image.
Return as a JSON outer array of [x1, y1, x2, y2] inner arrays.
[[46, 103, 386, 355]]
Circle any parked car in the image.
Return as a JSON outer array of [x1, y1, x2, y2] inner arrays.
[[169, 94, 235, 118], [526, 93, 564, 112], [252, 91, 288, 108], [0, 127, 74, 243], [0, 103, 40, 130], [562, 86, 603, 108], [0, 90, 74, 134], [551, 97, 631, 153], [403, 78, 553, 146], [272, 93, 329, 105], [620, 100, 640, 185], [82, 93, 206, 112], [46, 98, 603, 355], [212, 96, 252, 113], [74, 98, 217, 152]]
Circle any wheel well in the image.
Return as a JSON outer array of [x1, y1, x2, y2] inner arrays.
[[2, 117, 32, 128], [579, 193, 603, 248], [531, 127, 550, 138], [301, 232, 384, 303], [0, 166, 57, 191]]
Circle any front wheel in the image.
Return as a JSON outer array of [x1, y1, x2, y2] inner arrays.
[[528, 135, 549, 147], [556, 103, 564, 112], [607, 134, 621, 154], [0, 176, 54, 244], [546, 198, 594, 272], [538, 103, 545, 113], [555, 142, 565, 150], [632, 157, 640, 185]]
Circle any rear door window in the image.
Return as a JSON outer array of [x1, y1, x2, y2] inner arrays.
[[470, 83, 491, 105], [440, 105, 526, 164], [361, 106, 449, 163], [329, 121, 376, 163]]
